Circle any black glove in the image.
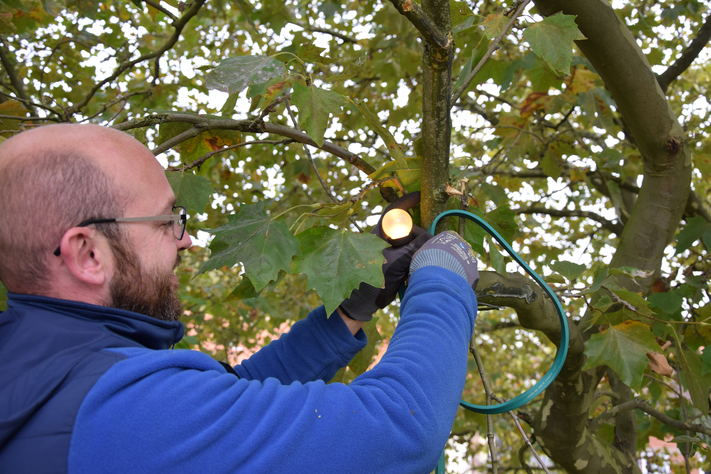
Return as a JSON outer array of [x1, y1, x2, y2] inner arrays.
[[339, 192, 433, 321], [409, 231, 480, 289]]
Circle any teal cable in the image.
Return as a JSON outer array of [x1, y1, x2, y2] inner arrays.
[[429, 210, 569, 415]]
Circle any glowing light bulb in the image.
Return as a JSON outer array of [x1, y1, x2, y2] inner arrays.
[[382, 209, 413, 240]]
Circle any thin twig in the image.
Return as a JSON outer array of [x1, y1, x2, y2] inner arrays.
[[469, 337, 499, 474], [0, 90, 60, 118], [676, 370, 692, 474], [0, 114, 58, 122], [643, 374, 681, 396], [511, 411, 551, 474], [284, 98, 363, 232], [589, 399, 711, 436], [288, 21, 358, 44], [284, 98, 337, 203], [0, 38, 38, 116], [66, 0, 206, 117], [451, 0, 532, 107], [351, 177, 398, 203], [143, 0, 179, 22], [168, 139, 295, 172], [78, 90, 152, 123]]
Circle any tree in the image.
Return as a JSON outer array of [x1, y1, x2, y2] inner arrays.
[[1, 0, 710, 471]]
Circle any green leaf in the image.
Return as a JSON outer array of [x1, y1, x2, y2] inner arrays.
[[348, 98, 407, 168], [231, 0, 258, 32], [204, 55, 286, 94], [298, 43, 336, 64], [522, 13, 586, 75], [611, 289, 655, 318], [157, 122, 242, 165], [483, 14, 508, 39], [291, 82, 346, 147], [166, 171, 213, 213], [593, 295, 614, 313], [66, 0, 99, 17], [292, 226, 388, 315], [224, 271, 286, 302], [368, 157, 422, 187], [220, 92, 240, 116], [583, 320, 661, 390], [453, 14, 477, 35], [674, 340, 711, 413], [454, 49, 476, 90], [551, 260, 586, 281], [648, 291, 684, 315], [224, 276, 258, 301], [585, 265, 608, 294], [702, 346, 711, 376], [488, 236, 506, 275], [676, 215, 711, 254], [348, 317, 381, 376], [0, 12, 16, 34], [328, 54, 365, 84], [0, 0, 29, 12], [485, 205, 517, 244], [293, 203, 356, 233], [199, 202, 302, 292], [541, 151, 561, 178], [608, 266, 653, 280]]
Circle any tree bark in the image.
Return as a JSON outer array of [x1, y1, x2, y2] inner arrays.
[[420, 0, 453, 230], [517, 0, 692, 471]]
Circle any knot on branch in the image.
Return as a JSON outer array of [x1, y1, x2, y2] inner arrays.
[[665, 136, 682, 154], [479, 281, 538, 304]]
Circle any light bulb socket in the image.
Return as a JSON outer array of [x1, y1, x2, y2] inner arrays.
[[384, 233, 415, 246]]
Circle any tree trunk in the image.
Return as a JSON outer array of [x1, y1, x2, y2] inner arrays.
[[420, 0, 453, 230]]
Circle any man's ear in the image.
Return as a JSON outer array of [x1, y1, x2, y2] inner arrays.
[[57, 227, 111, 286]]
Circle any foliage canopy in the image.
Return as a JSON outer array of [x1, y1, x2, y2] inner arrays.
[[1, 0, 711, 471]]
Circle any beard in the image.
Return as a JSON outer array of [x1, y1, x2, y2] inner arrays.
[[107, 236, 184, 322]]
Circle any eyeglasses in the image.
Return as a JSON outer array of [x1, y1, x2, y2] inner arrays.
[[53, 206, 187, 256]]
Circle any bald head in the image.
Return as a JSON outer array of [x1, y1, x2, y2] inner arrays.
[[0, 124, 161, 293]]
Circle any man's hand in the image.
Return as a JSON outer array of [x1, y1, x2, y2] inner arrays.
[[410, 231, 480, 289], [339, 192, 433, 322]]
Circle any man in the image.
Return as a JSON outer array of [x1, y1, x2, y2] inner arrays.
[[0, 124, 478, 473]]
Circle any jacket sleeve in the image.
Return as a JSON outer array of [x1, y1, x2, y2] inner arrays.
[[69, 267, 476, 474], [234, 306, 367, 384]]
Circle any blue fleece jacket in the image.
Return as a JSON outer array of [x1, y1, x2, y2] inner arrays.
[[0, 267, 476, 474]]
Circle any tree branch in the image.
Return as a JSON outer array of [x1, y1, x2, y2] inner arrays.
[[168, 139, 295, 171], [288, 21, 358, 44], [143, 0, 179, 22], [66, 0, 206, 117], [0, 38, 37, 116], [657, 14, 711, 94], [590, 399, 711, 437], [0, 114, 59, 122], [451, 0, 531, 107], [456, 95, 500, 125], [387, 0, 450, 49], [112, 114, 377, 175], [493, 167, 711, 225], [516, 206, 624, 235]]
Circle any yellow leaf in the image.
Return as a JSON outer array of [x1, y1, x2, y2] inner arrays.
[[567, 68, 597, 95]]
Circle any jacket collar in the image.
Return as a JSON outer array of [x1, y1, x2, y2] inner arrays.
[[6, 292, 184, 350]]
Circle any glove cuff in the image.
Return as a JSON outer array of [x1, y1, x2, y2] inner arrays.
[[339, 283, 381, 322], [410, 248, 468, 280]]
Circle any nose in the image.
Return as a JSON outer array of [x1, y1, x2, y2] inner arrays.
[[178, 231, 192, 251]]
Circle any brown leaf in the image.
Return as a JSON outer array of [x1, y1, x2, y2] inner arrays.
[[520, 92, 548, 118], [647, 352, 674, 377]]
